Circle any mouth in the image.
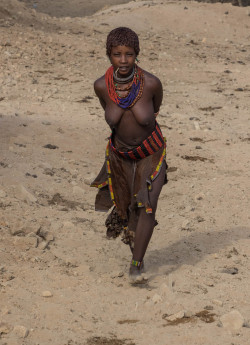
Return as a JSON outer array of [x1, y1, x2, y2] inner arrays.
[[119, 67, 129, 72]]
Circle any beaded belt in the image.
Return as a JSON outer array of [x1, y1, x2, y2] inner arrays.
[[109, 122, 165, 160]]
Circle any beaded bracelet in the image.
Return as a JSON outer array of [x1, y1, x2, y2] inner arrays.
[[131, 259, 143, 268]]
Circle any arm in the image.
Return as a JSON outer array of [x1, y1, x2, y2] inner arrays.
[[152, 77, 163, 114], [94, 78, 106, 110]]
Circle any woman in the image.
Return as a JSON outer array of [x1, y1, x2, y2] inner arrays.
[[91, 27, 167, 283]]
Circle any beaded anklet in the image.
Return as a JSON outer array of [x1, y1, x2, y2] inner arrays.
[[131, 259, 143, 268]]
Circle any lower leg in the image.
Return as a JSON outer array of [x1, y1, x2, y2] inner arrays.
[[129, 161, 166, 279], [129, 211, 155, 281], [132, 211, 156, 262]]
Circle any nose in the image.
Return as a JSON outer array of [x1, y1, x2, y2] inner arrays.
[[120, 54, 127, 64]]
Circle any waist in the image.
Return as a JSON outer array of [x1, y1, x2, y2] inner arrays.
[[109, 122, 165, 160]]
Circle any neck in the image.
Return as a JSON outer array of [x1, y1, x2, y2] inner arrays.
[[113, 66, 135, 84]]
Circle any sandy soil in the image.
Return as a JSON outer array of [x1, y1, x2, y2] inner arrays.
[[0, 0, 250, 344]]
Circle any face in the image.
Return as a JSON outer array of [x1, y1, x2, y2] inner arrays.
[[110, 45, 136, 78]]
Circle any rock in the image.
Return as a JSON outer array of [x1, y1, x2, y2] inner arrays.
[[0, 189, 7, 198], [42, 290, 53, 297], [15, 185, 37, 203], [181, 219, 191, 230], [43, 144, 58, 149], [184, 310, 194, 318], [166, 310, 185, 322], [243, 320, 250, 328], [212, 299, 223, 307], [194, 121, 200, 130], [220, 310, 244, 331], [152, 294, 162, 304], [13, 325, 29, 338], [221, 267, 238, 275], [38, 241, 49, 250], [196, 216, 205, 222], [110, 271, 124, 279], [37, 225, 54, 242], [10, 220, 40, 236], [13, 236, 38, 250], [0, 322, 12, 334], [195, 193, 205, 201], [38, 162, 53, 170], [43, 168, 54, 176], [62, 221, 75, 230]]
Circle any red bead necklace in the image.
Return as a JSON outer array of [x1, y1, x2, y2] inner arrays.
[[105, 65, 144, 109]]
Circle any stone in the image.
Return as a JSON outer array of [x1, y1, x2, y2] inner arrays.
[[37, 226, 54, 242], [181, 219, 191, 230], [13, 236, 38, 250], [0, 190, 6, 198], [43, 168, 54, 176], [13, 325, 29, 338], [38, 162, 52, 170], [194, 121, 200, 130], [15, 185, 37, 203], [243, 320, 250, 328], [212, 299, 223, 307], [62, 221, 75, 230], [184, 310, 194, 318], [110, 271, 124, 279], [152, 294, 162, 304], [42, 290, 53, 297], [220, 310, 244, 331], [10, 220, 40, 237], [221, 267, 238, 275], [195, 193, 205, 201], [166, 310, 185, 322], [38, 241, 49, 250], [0, 322, 12, 334]]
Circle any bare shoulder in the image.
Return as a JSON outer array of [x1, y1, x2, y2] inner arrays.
[[143, 70, 162, 90], [94, 75, 106, 95]]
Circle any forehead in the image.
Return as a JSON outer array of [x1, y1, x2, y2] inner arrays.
[[111, 45, 135, 53]]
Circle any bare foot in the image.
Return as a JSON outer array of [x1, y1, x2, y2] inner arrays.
[[129, 262, 148, 284]]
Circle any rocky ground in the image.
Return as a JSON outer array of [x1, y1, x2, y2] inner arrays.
[[0, 0, 250, 344]]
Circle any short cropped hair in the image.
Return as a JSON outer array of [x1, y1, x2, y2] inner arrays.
[[106, 27, 140, 57]]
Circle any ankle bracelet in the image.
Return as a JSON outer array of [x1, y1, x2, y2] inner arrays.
[[131, 259, 142, 268]]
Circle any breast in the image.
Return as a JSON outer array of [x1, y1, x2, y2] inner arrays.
[[131, 103, 155, 127], [105, 106, 124, 127]]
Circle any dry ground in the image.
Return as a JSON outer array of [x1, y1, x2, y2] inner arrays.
[[0, 1, 250, 344]]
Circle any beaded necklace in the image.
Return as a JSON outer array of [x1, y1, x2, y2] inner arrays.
[[113, 67, 135, 84], [105, 65, 144, 109]]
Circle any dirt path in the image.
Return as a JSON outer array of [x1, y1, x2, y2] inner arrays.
[[0, 1, 250, 344]]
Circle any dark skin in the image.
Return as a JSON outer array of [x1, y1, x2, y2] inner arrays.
[[94, 45, 166, 277]]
